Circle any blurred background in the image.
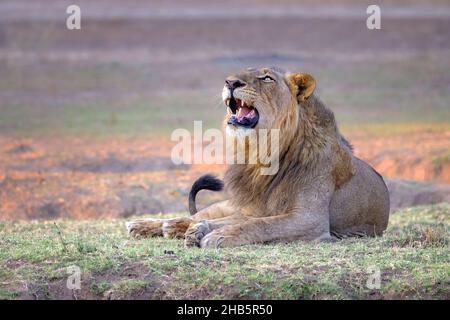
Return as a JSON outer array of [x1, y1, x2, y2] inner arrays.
[[0, 0, 449, 220]]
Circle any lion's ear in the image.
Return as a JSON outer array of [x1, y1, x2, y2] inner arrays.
[[287, 73, 316, 102]]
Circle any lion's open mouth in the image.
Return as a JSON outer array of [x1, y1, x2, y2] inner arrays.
[[226, 97, 259, 128]]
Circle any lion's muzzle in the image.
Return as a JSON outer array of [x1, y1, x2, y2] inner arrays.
[[223, 85, 259, 129]]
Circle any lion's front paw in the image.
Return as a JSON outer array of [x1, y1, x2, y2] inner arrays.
[[162, 218, 192, 239], [125, 219, 163, 239], [184, 220, 211, 247], [199, 230, 237, 248]]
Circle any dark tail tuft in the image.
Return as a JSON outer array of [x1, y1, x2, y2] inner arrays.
[[189, 174, 224, 215]]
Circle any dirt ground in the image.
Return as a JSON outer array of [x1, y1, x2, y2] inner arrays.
[[0, 0, 449, 220], [1, 133, 449, 220]]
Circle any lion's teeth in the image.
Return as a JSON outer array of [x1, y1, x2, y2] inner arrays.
[[227, 107, 233, 115], [225, 99, 230, 107]]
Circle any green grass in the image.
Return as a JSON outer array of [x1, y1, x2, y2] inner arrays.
[[1, 53, 449, 139], [0, 93, 223, 139], [0, 204, 449, 300]]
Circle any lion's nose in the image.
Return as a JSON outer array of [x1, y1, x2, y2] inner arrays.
[[225, 79, 246, 90]]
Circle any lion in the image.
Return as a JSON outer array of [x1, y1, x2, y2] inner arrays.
[[125, 67, 390, 247]]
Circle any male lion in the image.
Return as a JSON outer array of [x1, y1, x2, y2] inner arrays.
[[126, 67, 390, 247]]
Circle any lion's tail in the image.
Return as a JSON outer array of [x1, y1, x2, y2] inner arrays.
[[189, 174, 224, 215]]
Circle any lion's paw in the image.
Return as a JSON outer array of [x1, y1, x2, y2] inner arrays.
[[199, 231, 230, 248], [184, 220, 211, 247], [162, 218, 192, 239], [125, 219, 163, 239]]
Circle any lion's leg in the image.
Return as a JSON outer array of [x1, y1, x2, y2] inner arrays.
[[126, 217, 192, 239], [161, 217, 193, 239], [191, 200, 234, 221], [199, 212, 331, 248], [126, 218, 165, 239], [194, 180, 335, 247], [185, 214, 244, 247], [184, 200, 239, 246], [126, 200, 234, 239], [162, 200, 235, 240]]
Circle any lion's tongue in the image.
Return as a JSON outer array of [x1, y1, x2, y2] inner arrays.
[[237, 106, 252, 120]]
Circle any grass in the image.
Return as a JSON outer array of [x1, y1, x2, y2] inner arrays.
[[0, 93, 223, 139], [1, 53, 449, 139], [0, 204, 449, 300]]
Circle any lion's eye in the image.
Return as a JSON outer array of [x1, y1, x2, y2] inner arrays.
[[259, 75, 275, 83]]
